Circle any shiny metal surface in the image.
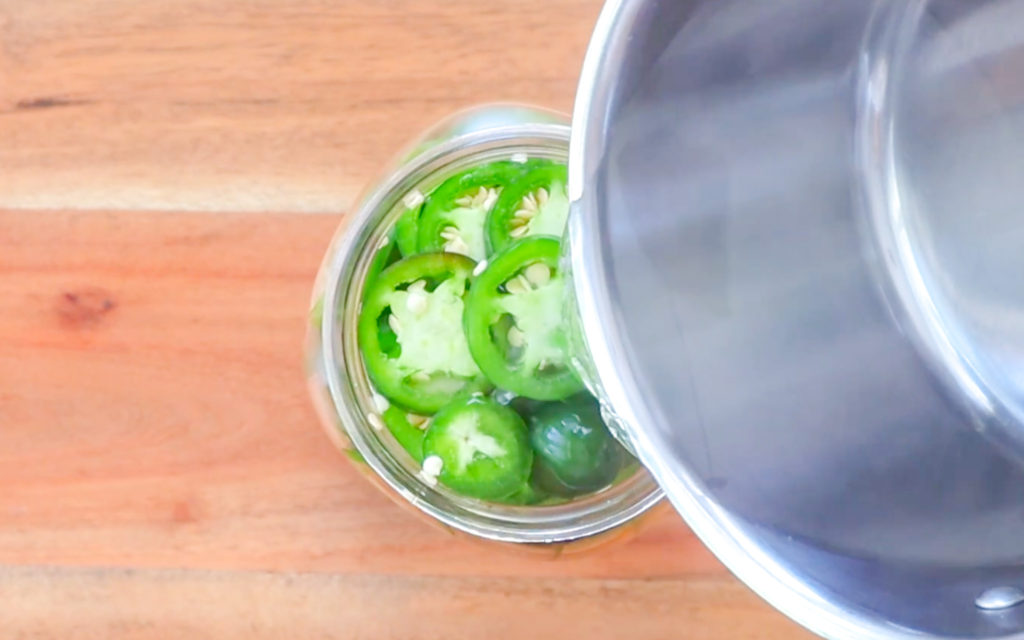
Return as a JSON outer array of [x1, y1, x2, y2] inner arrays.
[[977, 588, 1024, 612], [570, 1, 1024, 637]]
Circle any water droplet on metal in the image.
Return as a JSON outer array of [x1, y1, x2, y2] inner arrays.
[[976, 587, 1024, 611]]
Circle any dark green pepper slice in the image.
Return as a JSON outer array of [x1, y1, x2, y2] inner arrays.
[[366, 234, 403, 284], [421, 394, 532, 500], [394, 203, 423, 257], [417, 161, 522, 261], [358, 253, 490, 414], [486, 162, 569, 254], [380, 405, 427, 463], [528, 394, 626, 496], [504, 481, 554, 506], [463, 236, 583, 400]]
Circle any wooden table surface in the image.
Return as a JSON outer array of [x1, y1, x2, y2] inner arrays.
[[0, 2, 812, 638]]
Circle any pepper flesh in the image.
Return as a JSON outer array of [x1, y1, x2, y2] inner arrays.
[[486, 161, 569, 254], [417, 161, 522, 261], [358, 253, 490, 414], [463, 236, 583, 400]]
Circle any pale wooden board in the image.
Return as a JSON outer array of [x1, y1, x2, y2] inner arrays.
[[1, 566, 800, 640], [0, 0, 597, 213], [0, 209, 811, 638], [0, 209, 712, 581], [0, 0, 813, 637]]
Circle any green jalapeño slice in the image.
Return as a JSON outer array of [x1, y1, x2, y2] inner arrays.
[[463, 236, 583, 400], [421, 394, 532, 501], [395, 185, 429, 257], [394, 202, 424, 257], [365, 234, 403, 284], [357, 253, 491, 414], [528, 395, 625, 497], [378, 404, 428, 464], [486, 161, 569, 254], [417, 161, 522, 261]]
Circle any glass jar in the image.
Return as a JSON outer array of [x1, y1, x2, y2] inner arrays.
[[305, 104, 664, 552]]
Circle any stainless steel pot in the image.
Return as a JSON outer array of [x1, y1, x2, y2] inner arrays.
[[569, 0, 1024, 637]]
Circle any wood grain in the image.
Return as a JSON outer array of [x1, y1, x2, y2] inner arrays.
[[0, 209, 701, 580], [2, 567, 800, 640], [0, 1, 813, 638], [0, 208, 811, 638], [0, 0, 595, 213]]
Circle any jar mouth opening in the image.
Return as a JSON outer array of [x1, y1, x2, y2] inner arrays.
[[317, 124, 664, 543]]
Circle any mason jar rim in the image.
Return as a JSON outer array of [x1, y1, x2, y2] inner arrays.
[[318, 122, 665, 544]]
